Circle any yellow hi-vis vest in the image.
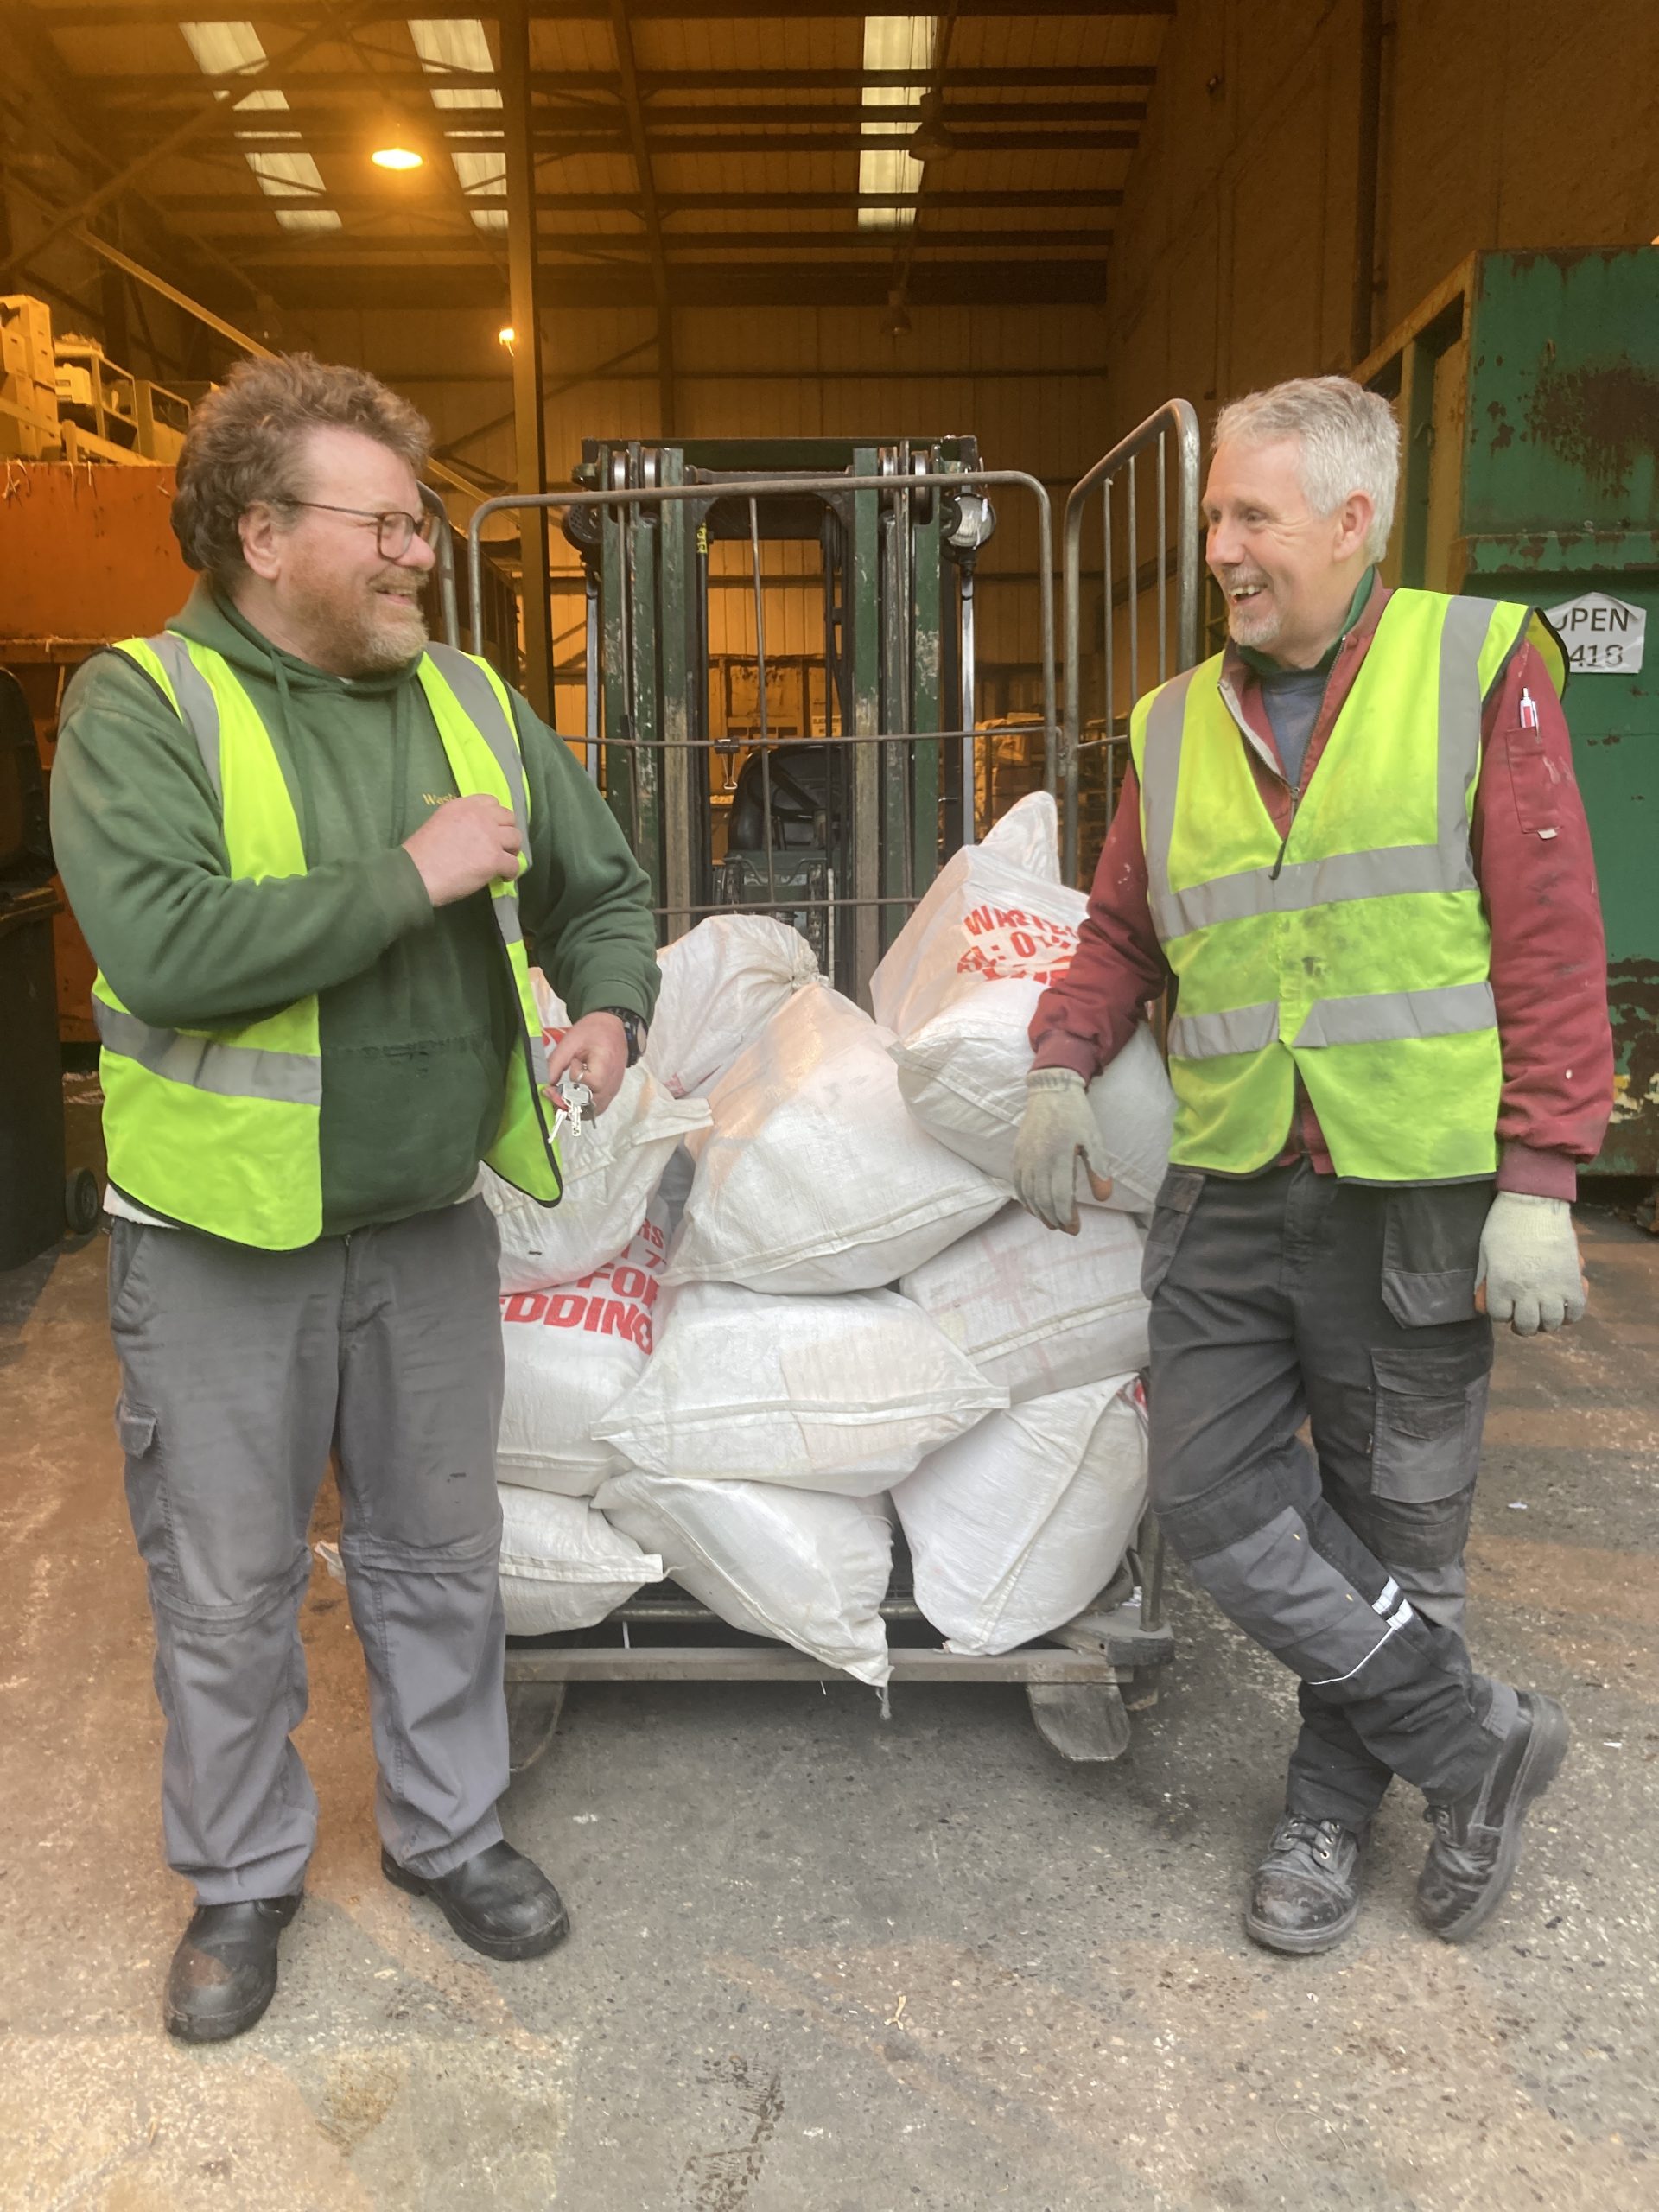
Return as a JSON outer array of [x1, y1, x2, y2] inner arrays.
[[92, 632, 563, 1249], [1130, 588, 1567, 1184]]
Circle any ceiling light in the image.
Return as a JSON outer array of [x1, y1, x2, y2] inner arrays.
[[498, 324, 516, 350], [369, 96, 426, 170], [882, 289, 912, 340], [907, 89, 956, 162]]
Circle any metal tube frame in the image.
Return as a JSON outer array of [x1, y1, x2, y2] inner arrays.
[[468, 467, 1053, 1000], [466, 467, 1054, 764], [1057, 400, 1204, 1641], [478, 455, 1182, 1713], [1059, 399, 1202, 885], [418, 484, 461, 649]]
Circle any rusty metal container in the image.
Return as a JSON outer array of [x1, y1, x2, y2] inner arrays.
[[0, 461, 194, 1039], [1358, 248, 1659, 1180]]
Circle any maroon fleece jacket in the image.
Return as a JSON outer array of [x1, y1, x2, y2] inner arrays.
[[1031, 578, 1614, 1198]]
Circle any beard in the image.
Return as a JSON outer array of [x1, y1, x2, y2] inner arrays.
[[286, 561, 429, 676], [1215, 565, 1282, 650]]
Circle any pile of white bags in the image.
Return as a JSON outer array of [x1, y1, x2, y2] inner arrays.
[[597, 1474, 894, 1687], [900, 1200, 1149, 1404], [497, 1204, 669, 1496], [497, 1484, 664, 1638], [490, 810, 1160, 1687], [594, 1282, 1005, 1491], [876, 793, 1175, 1211], [484, 973, 709, 1291], [645, 913, 821, 1097], [891, 1377, 1148, 1656], [665, 981, 1005, 1294]]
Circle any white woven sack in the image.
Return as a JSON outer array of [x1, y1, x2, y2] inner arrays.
[[496, 1203, 668, 1497], [656, 1139, 696, 1238], [483, 970, 710, 1291], [647, 915, 820, 1098], [899, 1201, 1149, 1405], [893, 1004, 1174, 1213], [871, 793, 1075, 1039], [497, 1483, 663, 1637], [594, 1281, 1007, 1492], [664, 981, 1004, 1294], [871, 798, 1173, 1211], [974, 787, 1065, 882], [892, 1375, 1148, 1656], [597, 1471, 893, 1686]]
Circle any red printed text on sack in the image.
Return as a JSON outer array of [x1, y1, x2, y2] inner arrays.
[[499, 1212, 663, 1353], [954, 902, 1079, 984]]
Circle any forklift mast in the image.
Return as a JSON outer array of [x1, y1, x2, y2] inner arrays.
[[563, 437, 995, 1004]]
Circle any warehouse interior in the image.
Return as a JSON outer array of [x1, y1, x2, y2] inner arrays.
[[2, 3, 1657, 2207]]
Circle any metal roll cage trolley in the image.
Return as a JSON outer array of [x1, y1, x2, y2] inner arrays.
[[444, 408, 1201, 1772]]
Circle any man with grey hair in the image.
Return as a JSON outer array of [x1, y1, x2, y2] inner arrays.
[[1014, 375, 1611, 1953], [53, 355, 660, 2040]]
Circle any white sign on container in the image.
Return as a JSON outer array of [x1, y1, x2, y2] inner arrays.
[[1544, 591, 1645, 674]]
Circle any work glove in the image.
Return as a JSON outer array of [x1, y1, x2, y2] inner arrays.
[[1476, 1192, 1587, 1336], [1013, 1067, 1114, 1235]]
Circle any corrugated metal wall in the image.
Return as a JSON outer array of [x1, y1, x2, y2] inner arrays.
[[1098, 0, 1659, 444]]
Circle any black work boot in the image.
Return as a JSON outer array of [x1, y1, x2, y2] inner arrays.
[[164, 1893, 302, 2044], [1417, 1689, 1570, 1942], [382, 1840, 569, 1961], [1244, 1815, 1369, 1955]]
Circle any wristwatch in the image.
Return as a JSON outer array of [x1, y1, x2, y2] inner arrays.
[[597, 1007, 647, 1066]]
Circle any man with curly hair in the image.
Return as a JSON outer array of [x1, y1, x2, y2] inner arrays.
[[52, 355, 659, 2042]]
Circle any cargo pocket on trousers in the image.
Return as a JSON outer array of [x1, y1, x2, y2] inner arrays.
[[115, 1398, 158, 1459], [1380, 1181, 1493, 1327], [1370, 1346, 1489, 1504], [106, 1219, 150, 1334], [114, 1396, 175, 1578], [1140, 1167, 1206, 1299]]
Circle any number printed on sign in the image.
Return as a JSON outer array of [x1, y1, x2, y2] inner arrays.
[[1544, 590, 1647, 675]]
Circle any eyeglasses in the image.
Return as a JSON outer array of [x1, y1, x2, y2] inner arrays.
[[281, 500, 442, 559]]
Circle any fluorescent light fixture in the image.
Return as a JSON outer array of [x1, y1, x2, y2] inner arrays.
[[180, 21, 342, 226], [859, 16, 934, 231], [409, 17, 508, 224]]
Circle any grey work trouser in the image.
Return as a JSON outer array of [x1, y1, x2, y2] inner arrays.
[[1145, 1160, 1517, 1829], [109, 1198, 510, 1905]]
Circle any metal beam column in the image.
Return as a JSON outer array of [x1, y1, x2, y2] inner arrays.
[[501, 0, 555, 717], [607, 0, 677, 437]]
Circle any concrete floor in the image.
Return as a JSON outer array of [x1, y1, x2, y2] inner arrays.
[[2, 1179, 1656, 2211]]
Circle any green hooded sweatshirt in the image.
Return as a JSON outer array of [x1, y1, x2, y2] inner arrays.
[[51, 580, 659, 1238]]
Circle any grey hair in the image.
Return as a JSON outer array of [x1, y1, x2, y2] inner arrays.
[[1212, 375, 1400, 563]]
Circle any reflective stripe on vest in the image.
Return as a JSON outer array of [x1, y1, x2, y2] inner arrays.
[[1131, 588, 1564, 1184], [92, 999, 323, 1104], [95, 632, 561, 1248]]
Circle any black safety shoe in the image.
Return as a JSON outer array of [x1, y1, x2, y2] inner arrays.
[[1417, 1689, 1570, 1942], [382, 1840, 569, 1961], [1244, 1815, 1369, 1955], [163, 1893, 302, 2044]]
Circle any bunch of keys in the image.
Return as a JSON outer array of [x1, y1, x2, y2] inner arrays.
[[550, 1077, 592, 1139]]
